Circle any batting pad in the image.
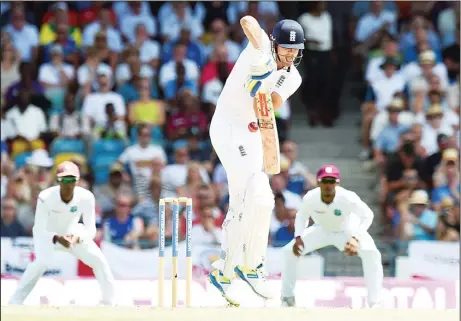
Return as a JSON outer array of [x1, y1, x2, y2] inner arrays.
[[242, 172, 274, 270]]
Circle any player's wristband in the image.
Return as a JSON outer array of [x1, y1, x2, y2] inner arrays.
[[52, 235, 58, 244]]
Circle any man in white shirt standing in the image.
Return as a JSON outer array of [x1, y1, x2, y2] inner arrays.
[[9, 161, 116, 305], [208, 16, 303, 306], [281, 164, 383, 308]]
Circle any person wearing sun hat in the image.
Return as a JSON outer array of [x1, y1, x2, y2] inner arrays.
[[9, 161, 116, 306], [420, 104, 455, 156], [281, 164, 383, 308]]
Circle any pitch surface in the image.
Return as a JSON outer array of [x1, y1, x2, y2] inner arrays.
[[1, 306, 459, 321]]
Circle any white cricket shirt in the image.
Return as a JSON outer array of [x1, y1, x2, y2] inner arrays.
[[294, 186, 374, 237], [33, 186, 97, 246], [214, 29, 302, 123]]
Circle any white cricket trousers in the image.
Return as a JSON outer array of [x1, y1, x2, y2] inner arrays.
[[9, 239, 116, 305], [281, 225, 383, 307], [210, 115, 275, 278]]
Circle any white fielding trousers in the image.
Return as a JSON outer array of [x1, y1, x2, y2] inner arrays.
[[9, 238, 116, 305], [210, 115, 274, 278], [281, 225, 383, 307]]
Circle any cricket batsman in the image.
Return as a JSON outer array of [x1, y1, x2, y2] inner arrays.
[[208, 16, 304, 306], [9, 161, 116, 305], [281, 165, 383, 308]]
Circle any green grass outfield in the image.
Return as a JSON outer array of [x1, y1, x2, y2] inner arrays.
[[1, 306, 459, 321]]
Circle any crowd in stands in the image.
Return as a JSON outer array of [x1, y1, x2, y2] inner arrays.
[[356, 1, 460, 243], [1, 1, 459, 253], [0, 1, 316, 249]]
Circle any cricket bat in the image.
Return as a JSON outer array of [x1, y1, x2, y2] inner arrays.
[[255, 91, 280, 175]]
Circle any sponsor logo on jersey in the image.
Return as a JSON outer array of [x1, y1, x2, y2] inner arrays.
[[334, 209, 342, 216], [70, 206, 78, 212]]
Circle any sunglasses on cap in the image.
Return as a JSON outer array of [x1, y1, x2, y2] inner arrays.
[[319, 178, 338, 184], [58, 177, 78, 184]]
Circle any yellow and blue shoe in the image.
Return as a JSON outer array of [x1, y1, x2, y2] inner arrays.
[[234, 264, 273, 299], [208, 269, 240, 307]]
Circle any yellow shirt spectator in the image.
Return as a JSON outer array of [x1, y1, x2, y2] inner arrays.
[[40, 23, 82, 47]]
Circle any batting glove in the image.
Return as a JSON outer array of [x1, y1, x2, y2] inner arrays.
[[245, 76, 263, 98], [249, 48, 276, 81]]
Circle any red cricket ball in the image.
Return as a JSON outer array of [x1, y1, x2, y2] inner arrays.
[[248, 122, 259, 132]]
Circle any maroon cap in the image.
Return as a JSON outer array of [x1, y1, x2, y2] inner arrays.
[[56, 161, 80, 178], [317, 164, 340, 181]]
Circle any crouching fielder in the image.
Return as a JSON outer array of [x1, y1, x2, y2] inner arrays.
[[281, 165, 383, 308], [9, 161, 116, 305]]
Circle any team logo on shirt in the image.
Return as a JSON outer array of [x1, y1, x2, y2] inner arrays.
[[70, 206, 78, 212], [334, 209, 342, 216]]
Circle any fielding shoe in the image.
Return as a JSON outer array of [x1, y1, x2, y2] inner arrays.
[[281, 296, 296, 307], [234, 264, 273, 299], [208, 269, 240, 307]]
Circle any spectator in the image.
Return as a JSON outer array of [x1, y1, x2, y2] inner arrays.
[[117, 124, 167, 201], [39, 2, 82, 47], [1, 40, 20, 98], [1, 197, 27, 237], [38, 44, 75, 112], [400, 15, 440, 57], [94, 163, 133, 216], [132, 175, 162, 227], [103, 193, 144, 248], [365, 37, 401, 84], [120, 1, 156, 44], [177, 162, 205, 200], [425, 134, 457, 186], [3, 7, 39, 64], [442, 28, 460, 83], [420, 104, 454, 156], [42, 22, 80, 68], [431, 149, 460, 210], [79, 2, 117, 27], [281, 140, 317, 193], [49, 91, 88, 139], [77, 46, 112, 98], [166, 90, 207, 141], [82, 6, 123, 54], [95, 103, 126, 140], [403, 50, 449, 91], [370, 98, 415, 151], [361, 58, 405, 158], [201, 43, 233, 87], [191, 205, 222, 246], [115, 45, 141, 88], [298, 1, 334, 127], [133, 23, 161, 70], [162, 26, 204, 67], [119, 64, 159, 105], [4, 62, 45, 108], [113, 1, 152, 25], [161, 142, 210, 197], [373, 98, 412, 166], [127, 76, 165, 126], [41, 1, 79, 27], [0, 2, 36, 29], [81, 68, 126, 135], [381, 130, 427, 207], [436, 197, 460, 242], [273, 206, 297, 247], [194, 184, 223, 222], [201, 44, 233, 117], [159, 2, 204, 43], [398, 190, 438, 241], [270, 174, 302, 210], [354, 1, 397, 55], [159, 43, 200, 98], [203, 18, 241, 63], [93, 30, 119, 71], [5, 88, 48, 157]]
